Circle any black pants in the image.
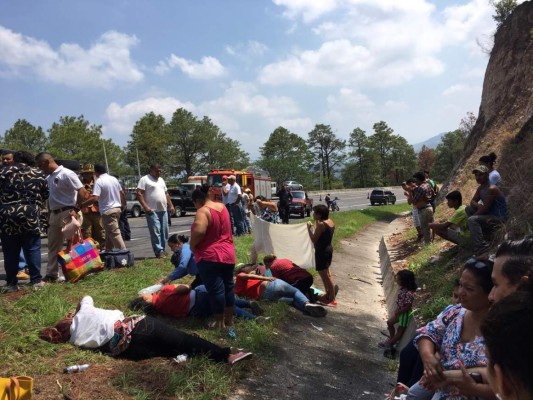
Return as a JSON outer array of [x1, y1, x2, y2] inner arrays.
[[119, 211, 131, 241], [120, 316, 230, 362], [292, 276, 313, 297], [279, 203, 290, 224], [396, 339, 424, 387]]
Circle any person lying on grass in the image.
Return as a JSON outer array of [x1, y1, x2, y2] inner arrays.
[[234, 264, 327, 317], [39, 295, 252, 365], [129, 283, 264, 321]]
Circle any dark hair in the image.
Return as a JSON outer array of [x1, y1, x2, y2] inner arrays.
[[191, 184, 209, 203], [397, 270, 417, 291], [94, 164, 107, 174], [39, 318, 73, 343], [149, 163, 162, 170], [445, 190, 462, 203], [312, 204, 329, 220], [2, 149, 14, 156], [495, 236, 533, 285], [255, 195, 266, 201], [463, 258, 494, 293], [35, 152, 54, 162], [406, 178, 416, 184], [481, 281, 533, 398], [423, 169, 430, 175], [129, 298, 156, 314], [453, 278, 460, 288], [413, 172, 425, 182], [263, 254, 276, 265], [479, 152, 497, 167], [14, 150, 36, 166], [168, 234, 189, 244]]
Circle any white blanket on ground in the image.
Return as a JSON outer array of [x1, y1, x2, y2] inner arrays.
[[251, 215, 315, 269]]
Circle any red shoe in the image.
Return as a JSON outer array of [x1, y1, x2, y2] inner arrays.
[[318, 300, 337, 307]]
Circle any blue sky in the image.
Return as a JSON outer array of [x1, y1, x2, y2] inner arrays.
[[0, 0, 513, 159]]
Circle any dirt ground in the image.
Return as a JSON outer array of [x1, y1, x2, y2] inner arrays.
[[230, 216, 408, 400]]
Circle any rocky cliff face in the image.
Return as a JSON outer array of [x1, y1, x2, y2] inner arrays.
[[441, 1, 533, 236]]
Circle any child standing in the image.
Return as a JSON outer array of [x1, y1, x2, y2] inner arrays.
[[380, 270, 417, 349]]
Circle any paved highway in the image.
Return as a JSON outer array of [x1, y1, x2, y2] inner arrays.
[[0, 187, 406, 284]]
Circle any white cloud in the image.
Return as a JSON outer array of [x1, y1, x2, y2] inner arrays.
[[442, 84, 480, 96], [225, 40, 269, 57], [104, 97, 196, 135], [273, 0, 340, 22], [0, 26, 143, 88], [262, 0, 496, 88], [155, 54, 226, 79]]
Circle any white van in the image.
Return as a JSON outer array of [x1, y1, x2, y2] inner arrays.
[[271, 182, 278, 197]]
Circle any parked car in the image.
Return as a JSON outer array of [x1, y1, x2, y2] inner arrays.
[[125, 190, 144, 218], [168, 188, 196, 217], [369, 189, 396, 206], [289, 190, 313, 218], [283, 180, 303, 190]]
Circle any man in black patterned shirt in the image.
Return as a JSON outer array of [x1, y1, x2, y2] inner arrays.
[[0, 151, 49, 293]]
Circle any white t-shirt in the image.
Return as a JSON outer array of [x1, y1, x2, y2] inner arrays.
[[46, 165, 83, 210], [227, 183, 242, 204], [70, 296, 124, 349], [137, 174, 168, 211], [222, 183, 230, 205], [93, 173, 123, 214]]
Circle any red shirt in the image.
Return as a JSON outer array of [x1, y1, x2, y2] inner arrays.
[[270, 259, 312, 284], [234, 274, 263, 300], [192, 206, 235, 264], [151, 285, 191, 318]]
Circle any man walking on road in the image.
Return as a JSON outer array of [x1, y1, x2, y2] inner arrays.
[[80, 164, 127, 251], [36, 152, 88, 282], [277, 184, 293, 224], [136, 164, 174, 258]]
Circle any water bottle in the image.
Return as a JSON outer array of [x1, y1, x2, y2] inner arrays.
[[64, 364, 90, 373]]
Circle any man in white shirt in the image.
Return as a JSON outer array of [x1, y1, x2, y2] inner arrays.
[[221, 175, 229, 205], [136, 164, 174, 258], [226, 175, 245, 236], [36, 152, 89, 282], [80, 164, 127, 251]]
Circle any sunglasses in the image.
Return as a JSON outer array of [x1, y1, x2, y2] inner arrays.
[[465, 257, 489, 269]]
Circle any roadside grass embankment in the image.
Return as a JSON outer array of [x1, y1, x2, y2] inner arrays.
[[0, 203, 409, 399]]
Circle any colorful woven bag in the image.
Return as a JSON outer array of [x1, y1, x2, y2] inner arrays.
[[0, 376, 33, 400], [58, 234, 104, 283]]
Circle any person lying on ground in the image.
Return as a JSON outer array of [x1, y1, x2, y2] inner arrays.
[[262, 254, 314, 300], [380, 270, 418, 350], [39, 296, 252, 365], [158, 234, 202, 288], [234, 265, 327, 317], [429, 190, 470, 247], [407, 258, 495, 400], [129, 283, 263, 321]]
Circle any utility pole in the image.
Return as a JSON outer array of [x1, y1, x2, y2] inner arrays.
[[102, 141, 109, 174]]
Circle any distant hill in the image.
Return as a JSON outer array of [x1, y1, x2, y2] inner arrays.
[[412, 132, 446, 152]]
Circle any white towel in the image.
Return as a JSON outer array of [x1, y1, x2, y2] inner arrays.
[[250, 215, 315, 268]]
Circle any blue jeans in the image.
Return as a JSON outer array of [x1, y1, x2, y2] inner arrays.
[[228, 203, 245, 236], [19, 249, 27, 271], [190, 287, 254, 320], [263, 279, 308, 312], [197, 261, 235, 315], [1, 232, 42, 285], [145, 211, 169, 256]]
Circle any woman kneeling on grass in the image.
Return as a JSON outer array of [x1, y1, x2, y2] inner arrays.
[[39, 296, 251, 365], [234, 265, 327, 317]]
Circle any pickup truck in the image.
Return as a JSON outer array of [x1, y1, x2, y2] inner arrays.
[[289, 190, 313, 218], [168, 189, 196, 217], [125, 189, 144, 218], [369, 188, 396, 206]]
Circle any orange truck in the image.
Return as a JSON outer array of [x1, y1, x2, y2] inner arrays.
[[207, 169, 272, 202]]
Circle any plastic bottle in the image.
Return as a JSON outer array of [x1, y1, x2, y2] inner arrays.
[[64, 364, 90, 373]]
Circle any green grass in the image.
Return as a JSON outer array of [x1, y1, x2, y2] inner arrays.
[[0, 203, 409, 398]]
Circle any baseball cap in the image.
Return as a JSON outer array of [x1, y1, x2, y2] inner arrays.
[[472, 165, 489, 174], [228, 175, 236, 180], [245, 188, 251, 193], [222, 175, 228, 180]]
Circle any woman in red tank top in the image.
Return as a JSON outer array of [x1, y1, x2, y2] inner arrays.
[[190, 185, 237, 338]]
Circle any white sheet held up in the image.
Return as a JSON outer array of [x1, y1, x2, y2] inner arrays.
[[250, 215, 315, 269]]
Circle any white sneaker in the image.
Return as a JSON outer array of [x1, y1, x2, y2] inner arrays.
[[32, 281, 46, 291], [304, 303, 327, 317]]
